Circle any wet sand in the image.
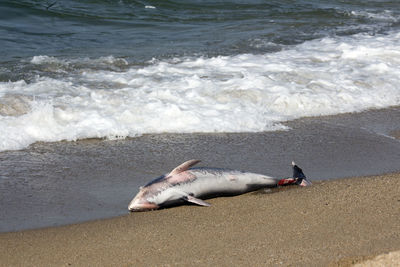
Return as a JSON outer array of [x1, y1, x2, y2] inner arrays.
[[1, 107, 400, 232], [1, 172, 399, 266]]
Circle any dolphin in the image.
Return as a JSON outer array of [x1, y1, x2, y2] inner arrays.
[[128, 160, 311, 211]]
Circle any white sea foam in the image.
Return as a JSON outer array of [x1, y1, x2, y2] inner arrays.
[[31, 55, 128, 66], [1, 31, 400, 151], [349, 10, 399, 23], [30, 55, 129, 73]]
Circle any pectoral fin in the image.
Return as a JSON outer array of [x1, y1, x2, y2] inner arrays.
[[184, 195, 211, 207]]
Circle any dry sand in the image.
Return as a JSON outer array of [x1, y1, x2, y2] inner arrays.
[[1, 173, 399, 267], [354, 250, 400, 267]]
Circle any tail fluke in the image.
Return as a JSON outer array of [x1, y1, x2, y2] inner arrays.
[[277, 162, 312, 187], [292, 161, 312, 186]]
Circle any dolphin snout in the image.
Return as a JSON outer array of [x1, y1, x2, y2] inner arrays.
[[128, 202, 159, 212], [128, 196, 159, 212]]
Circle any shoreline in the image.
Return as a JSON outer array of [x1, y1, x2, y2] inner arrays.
[[1, 107, 400, 232], [1, 172, 399, 266]]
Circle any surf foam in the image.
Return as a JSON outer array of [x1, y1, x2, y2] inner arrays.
[[1, 31, 400, 151]]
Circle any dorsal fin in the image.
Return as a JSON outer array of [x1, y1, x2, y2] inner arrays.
[[168, 159, 201, 176]]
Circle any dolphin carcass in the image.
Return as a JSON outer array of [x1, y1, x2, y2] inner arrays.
[[128, 159, 311, 211]]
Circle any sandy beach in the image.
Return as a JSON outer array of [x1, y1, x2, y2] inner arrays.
[[1, 172, 399, 266]]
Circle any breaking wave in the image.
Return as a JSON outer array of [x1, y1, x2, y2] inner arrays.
[[1, 31, 400, 151]]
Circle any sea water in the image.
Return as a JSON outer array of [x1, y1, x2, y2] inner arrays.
[[1, 0, 400, 152]]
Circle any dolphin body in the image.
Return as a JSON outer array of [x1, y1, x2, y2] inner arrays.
[[128, 159, 311, 211]]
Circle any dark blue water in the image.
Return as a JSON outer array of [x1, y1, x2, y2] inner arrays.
[[1, 0, 399, 64], [1, 0, 400, 152], [1, 0, 400, 148]]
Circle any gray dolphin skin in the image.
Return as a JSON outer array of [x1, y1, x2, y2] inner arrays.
[[128, 159, 311, 211]]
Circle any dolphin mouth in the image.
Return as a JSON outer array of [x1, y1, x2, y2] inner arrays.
[[128, 207, 143, 212], [128, 206, 142, 212], [128, 202, 159, 212]]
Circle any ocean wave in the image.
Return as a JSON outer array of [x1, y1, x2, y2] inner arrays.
[[1, 31, 400, 151], [30, 55, 129, 72], [348, 10, 399, 23]]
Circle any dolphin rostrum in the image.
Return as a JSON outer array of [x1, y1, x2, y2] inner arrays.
[[128, 160, 311, 211]]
